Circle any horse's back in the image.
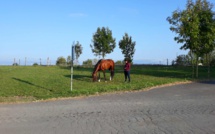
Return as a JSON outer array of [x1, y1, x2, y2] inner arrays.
[[102, 59, 114, 70], [96, 59, 113, 70], [107, 59, 114, 69]]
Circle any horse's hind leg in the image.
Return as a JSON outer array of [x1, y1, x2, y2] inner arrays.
[[110, 70, 114, 81]]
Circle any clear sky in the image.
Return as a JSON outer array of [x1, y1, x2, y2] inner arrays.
[[1, 0, 214, 65]]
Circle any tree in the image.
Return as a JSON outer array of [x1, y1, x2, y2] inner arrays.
[[82, 59, 93, 66], [74, 41, 83, 64], [175, 54, 190, 66], [90, 27, 116, 58], [33, 63, 38, 66], [119, 33, 136, 62], [115, 60, 123, 65], [56, 56, 66, 66], [67, 56, 71, 66], [210, 49, 215, 66], [167, 0, 215, 78], [12, 63, 19, 66]]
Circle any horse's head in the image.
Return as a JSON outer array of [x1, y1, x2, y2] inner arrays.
[[92, 73, 97, 82]]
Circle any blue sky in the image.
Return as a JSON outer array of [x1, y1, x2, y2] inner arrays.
[[1, 0, 214, 65]]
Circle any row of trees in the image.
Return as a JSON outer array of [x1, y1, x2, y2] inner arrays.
[[82, 59, 124, 66], [56, 0, 215, 79], [56, 56, 125, 66], [167, 0, 215, 78], [56, 27, 136, 66], [90, 27, 136, 62], [174, 49, 215, 66]]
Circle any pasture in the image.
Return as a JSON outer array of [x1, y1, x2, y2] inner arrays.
[[0, 65, 214, 103]]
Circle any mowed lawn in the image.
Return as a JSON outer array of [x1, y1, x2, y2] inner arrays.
[[0, 65, 214, 103]]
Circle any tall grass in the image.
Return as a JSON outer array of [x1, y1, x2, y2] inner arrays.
[[0, 65, 214, 103]]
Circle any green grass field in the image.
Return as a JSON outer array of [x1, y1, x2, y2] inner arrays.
[[0, 65, 214, 103]]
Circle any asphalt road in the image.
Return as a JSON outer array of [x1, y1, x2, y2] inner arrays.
[[0, 81, 215, 134]]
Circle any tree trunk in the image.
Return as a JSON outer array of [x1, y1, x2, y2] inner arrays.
[[208, 62, 210, 79], [196, 56, 199, 78], [191, 51, 195, 78], [207, 53, 210, 79]]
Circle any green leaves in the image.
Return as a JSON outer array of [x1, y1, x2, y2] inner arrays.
[[90, 27, 116, 58], [167, 0, 215, 78], [118, 33, 136, 62], [74, 41, 83, 60], [167, 0, 215, 55]]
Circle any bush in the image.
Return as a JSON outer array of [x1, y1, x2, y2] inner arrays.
[[33, 63, 39, 66], [56, 56, 67, 66], [12, 63, 19, 66]]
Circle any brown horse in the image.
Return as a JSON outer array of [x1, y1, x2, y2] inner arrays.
[[92, 59, 115, 82]]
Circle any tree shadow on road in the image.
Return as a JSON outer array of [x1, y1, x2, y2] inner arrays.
[[198, 80, 215, 85]]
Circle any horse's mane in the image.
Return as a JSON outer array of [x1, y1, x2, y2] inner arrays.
[[93, 59, 103, 73]]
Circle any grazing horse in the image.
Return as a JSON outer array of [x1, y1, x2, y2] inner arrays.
[[92, 59, 115, 82]]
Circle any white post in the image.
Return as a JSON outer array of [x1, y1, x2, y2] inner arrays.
[[71, 44, 75, 91], [71, 65, 73, 91]]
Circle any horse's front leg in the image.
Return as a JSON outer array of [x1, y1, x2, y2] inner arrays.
[[103, 71, 107, 82], [98, 72, 101, 82]]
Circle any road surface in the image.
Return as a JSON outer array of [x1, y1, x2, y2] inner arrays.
[[0, 81, 215, 134]]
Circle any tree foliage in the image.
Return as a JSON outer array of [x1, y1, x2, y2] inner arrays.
[[90, 27, 116, 58], [175, 54, 190, 66], [67, 56, 71, 66], [74, 41, 83, 61], [210, 49, 215, 66], [115, 60, 123, 65], [56, 56, 66, 66], [119, 33, 136, 62], [82, 59, 93, 66], [167, 0, 215, 77]]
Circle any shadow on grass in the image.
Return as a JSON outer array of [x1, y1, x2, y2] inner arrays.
[[60, 66, 94, 72], [12, 77, 53, 92], [64, 74, 92, 82], [63, 65, 214, 81], [121, 65, 193, 79], [130, 65, 215, 80]]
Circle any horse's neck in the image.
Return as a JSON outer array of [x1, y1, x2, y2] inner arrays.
[[93, 65, 100, 74]]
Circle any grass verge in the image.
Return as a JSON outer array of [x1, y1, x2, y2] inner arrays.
[[0, 65, 214, 103]]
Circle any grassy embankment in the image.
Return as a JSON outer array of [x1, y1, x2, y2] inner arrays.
[[0, 65, 214, 103]]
